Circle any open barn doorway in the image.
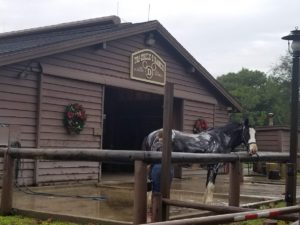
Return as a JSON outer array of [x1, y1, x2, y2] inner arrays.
[[102, 86, 182, 173]]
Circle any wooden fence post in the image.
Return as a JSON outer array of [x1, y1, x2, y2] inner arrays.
[[0, 152, 15, 215], [161, 82, 174, 221], [229, 160, 240, 207], [152, 192, 162, 222], [133, 160, 147, 224]]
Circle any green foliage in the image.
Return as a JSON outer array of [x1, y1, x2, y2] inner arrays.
[[229, 220, 289, 225], [0, 215, 80, 225], [271, 51, 292, 83], [217, 56, 292, 126]]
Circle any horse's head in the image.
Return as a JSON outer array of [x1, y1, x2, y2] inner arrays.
[[241, 119, 258, 155]]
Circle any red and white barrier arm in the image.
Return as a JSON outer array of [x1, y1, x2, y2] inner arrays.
[[144, 205, 300, 225], [234, 210, 281, 221]]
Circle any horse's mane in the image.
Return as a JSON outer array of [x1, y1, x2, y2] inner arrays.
[[217, 122, 242, 134]]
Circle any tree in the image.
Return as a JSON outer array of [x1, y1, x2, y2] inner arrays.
[[269, 52, 292, 125], [271, 51, 292, 83], [217, 67, 291, 126]]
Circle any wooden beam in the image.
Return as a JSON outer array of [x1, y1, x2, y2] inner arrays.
[[152, 193, 162, 222], [41, 63, 218, 105], [98, 86, 105, 182], [0, 148, 290, 164], [0, 147, 15, 215], [229, 161, 241, 207], [133, 160, 147, 224], [161, 82, 174, 221], [163, 198, 247, 214], [34, 72, 44, 186]]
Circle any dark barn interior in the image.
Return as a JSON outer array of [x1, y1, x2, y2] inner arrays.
[[102, 86, 182, 172], [102, 86, 163, 172]]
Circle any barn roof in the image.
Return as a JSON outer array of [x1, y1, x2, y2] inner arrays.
[[0, 15, 242, 112]]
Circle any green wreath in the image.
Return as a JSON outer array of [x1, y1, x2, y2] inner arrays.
[[63, 103, 87, 134]]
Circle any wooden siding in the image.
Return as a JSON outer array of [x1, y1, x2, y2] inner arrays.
[[38, 33, 231, 136], [0, 63, 37, 186], [0, 64, 38, 147], [37, 160, 100, 184], [214, 103, 230, 127], [39, 33, 217, 105], [15, 159, 35, 186], [256, 130, 282, 152], [40, 74, 103, 148], [256, 127, 300, 153], [37, 74, 103, 184], [182, 100, 215, 133], [0, 32, 233, 185]]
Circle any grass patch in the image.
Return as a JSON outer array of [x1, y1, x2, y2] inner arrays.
[[0, 215, 80, 225], [230, 220, 290, 225]]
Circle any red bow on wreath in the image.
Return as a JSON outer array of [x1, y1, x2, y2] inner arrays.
[[193, 118, 208, 134], [63, 103, 87, 134]]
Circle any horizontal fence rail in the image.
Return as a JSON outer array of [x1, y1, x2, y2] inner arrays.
[[162, 198, 299, 222], [142, 205, 300, 225], [0, 148, 290, 163]]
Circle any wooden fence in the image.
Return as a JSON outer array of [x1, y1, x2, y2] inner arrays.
[[0, 147, 297, 224]]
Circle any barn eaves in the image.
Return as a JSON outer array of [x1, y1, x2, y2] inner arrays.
[[0, 15, 243, 112]]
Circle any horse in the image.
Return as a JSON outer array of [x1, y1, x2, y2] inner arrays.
[[142, 119, 258, 203]]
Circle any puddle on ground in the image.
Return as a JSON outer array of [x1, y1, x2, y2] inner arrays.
[[9, 172, 286, 222], [13, 186, 134, 222]]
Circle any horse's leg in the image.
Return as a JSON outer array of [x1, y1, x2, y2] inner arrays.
[[203, 163, 221, 203]]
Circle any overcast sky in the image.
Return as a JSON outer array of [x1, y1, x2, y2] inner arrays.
[[1, 0, 299, 77]]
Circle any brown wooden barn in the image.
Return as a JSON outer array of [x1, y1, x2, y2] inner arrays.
[[0, 16, 242, 186]]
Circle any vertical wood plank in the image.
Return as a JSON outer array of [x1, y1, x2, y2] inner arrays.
[[229, 161, 240, 207], [152, 192, 162, 222], [133, 160, 147, 224], [98, 86, 105, 182], [34, 72, 43, 186], [161, 82, 174, 221], [0, 153, 14, 215]]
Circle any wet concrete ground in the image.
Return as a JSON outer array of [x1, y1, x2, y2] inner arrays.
[[5, 168, 297, 223]]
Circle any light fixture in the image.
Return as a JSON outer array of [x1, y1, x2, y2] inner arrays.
[[101, 41, 107, 49], [282, 27, 300, 206], [282, 27, 300, 56], [18, 71, 28, 79], [94, 42, 107, 53], [187, 66, 196, 73], [145, 33, 156, 46]]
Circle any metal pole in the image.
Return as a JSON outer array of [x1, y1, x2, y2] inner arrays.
[[133, 160, 148, 224], [229, 161, 240, 207], [161, 82, 174, 221], [286, 54, 299, 206]]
